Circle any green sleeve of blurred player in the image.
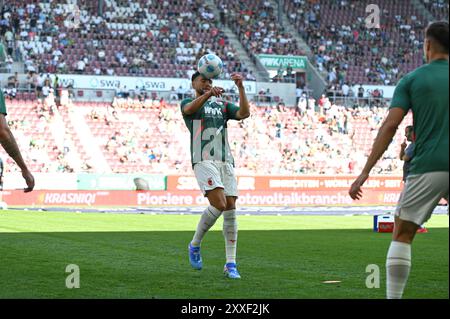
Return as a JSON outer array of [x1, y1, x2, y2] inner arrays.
[[0, 90, 7, 115]]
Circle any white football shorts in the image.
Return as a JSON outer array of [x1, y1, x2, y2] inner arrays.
[[395, 171, 449, 225], [193, 160, 238, 197]]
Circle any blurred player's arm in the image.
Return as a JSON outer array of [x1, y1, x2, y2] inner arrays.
[[0, 114, 35, 192], [349, 108, 405, 199], [232, 73, 250, 120], [182, 87, 224, 116]]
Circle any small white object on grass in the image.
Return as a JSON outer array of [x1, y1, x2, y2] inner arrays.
[[322, 280, 342, 284]]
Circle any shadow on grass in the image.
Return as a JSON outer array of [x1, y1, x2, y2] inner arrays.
[[0, 229, 447, 299]]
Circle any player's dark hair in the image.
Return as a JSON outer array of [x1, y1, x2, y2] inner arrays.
[[425, 21, 449, 54], [191, 71, 201, 82], [191, 71, 212, 83], [191, 71, 200, 82]]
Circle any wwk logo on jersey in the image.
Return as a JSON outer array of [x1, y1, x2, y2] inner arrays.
[[204, 106, 223, 117]]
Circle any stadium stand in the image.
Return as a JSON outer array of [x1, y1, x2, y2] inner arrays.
[[1, 0, 249, 79], [284, 0, 428, 87], [216, 0, 306, 57], [1, 0, 447, 86], [422, 0, 449, 21], [0, 0, 446, 176], [1, 91, 412, 175]]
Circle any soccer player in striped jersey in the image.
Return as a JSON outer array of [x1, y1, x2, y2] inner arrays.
[[181, 72, 250, 279]]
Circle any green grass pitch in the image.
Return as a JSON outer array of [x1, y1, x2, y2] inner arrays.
[[0, 210, 448, 299]]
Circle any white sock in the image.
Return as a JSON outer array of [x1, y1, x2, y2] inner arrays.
[[223, 209, 238, 264], [386, 241, 411, 299], [191, 206, 222, 247]]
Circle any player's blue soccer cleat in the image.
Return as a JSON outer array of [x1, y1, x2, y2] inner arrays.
[[224, 263, 241, 279], [188, 243, 202, 270]]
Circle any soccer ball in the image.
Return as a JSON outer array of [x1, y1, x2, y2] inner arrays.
[[197, 54, 223, 79]]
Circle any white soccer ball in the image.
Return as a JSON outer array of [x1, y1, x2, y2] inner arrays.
[[197, 54, 223, 79]]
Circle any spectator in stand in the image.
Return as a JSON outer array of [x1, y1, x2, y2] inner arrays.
[[41, 79, 52, 99], [342, 83, 350, 97], [4, 55, 13, 73], [358, 84, 365, 105], [7, 72, 19, 89], [76, 59, 86, 74], [286, 63, 293, 80], [246, 71, 256, 81], [169, 87, 178, 102], [265, 88, 272, 103]]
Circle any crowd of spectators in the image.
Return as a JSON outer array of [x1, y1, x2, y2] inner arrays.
[[91, 95, 409, 175], [228, 98, 404, 175], [2, 0, 447, 88], [1, 83, 100, 173], [284, 0, 430, 86], [0, 0, 442, 175], [422, 0, 449, 21], [216, 0, 306, 74], [0, 0, 250, 80], [3, 89, 408, 175]]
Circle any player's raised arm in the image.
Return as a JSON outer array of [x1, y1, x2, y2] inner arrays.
[[183, 88, 224, 115], [232, 73, 250, 120]]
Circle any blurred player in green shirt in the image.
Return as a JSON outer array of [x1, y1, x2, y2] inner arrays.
[[349, 21, 449, 299]]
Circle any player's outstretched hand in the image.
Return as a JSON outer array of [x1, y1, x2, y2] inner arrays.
[[207, 87, 225, 98], [22, 169, 35, 193], [231, 73, 244, 88], [349, 172, 369, 200]]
